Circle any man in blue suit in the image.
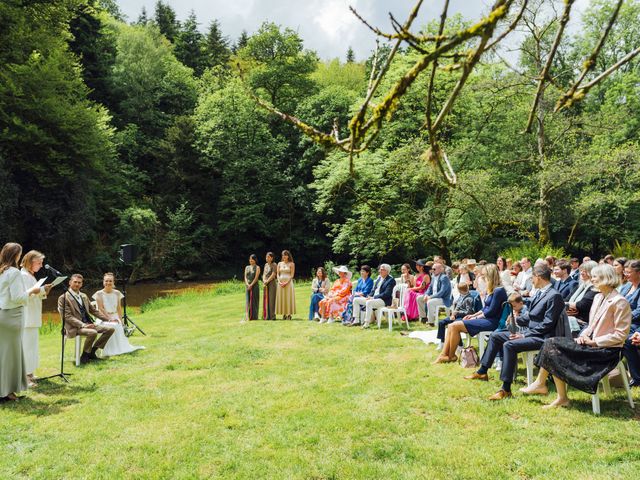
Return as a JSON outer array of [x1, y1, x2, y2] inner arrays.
[[417, 261, 452, 325], [554, 260, 578, 300], [352, 264, 396, 328], [569, 258, 580, 283], [465, 264, 565, 400]]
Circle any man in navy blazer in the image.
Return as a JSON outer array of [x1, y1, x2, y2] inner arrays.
[[569, 258, 580, 283], [417, 261, 452, 325], [465, 264, 565, 400], [352, 264, 396, 328], [554, 260, 578, 300]]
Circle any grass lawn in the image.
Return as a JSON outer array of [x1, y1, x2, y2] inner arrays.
[[1, 282, 639, 479]]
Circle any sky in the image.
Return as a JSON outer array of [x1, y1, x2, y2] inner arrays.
[[117, 1, 591, 61]]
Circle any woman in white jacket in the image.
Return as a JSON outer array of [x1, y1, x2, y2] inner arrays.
[[20, 250, 51, 387]]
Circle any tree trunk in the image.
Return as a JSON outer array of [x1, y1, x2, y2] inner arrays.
[[536, 100, 551, 244]]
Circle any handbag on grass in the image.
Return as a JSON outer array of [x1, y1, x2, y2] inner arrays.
[[459, 346, 479, 368]]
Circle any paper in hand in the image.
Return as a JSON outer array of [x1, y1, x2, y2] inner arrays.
[[34, 277, 47, 289], [50, 276, 68, 288]]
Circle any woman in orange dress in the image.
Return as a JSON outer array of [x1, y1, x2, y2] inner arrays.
[[318, 266, 353, 324]]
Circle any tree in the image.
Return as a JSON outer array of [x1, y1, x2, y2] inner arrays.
[[153, 0, 179, 43], [233, 29, 249, 53], [0, 0, 116, 265], [174, 11, 207, 75], [68, 2, 118, 108], [346, 46, 355, 63], [136, 6, 149, 25], [239, 22, 318, 111], [204, 19, 230, 69]]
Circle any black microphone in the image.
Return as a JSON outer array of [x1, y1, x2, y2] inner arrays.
[[45, 264, 63, 277]]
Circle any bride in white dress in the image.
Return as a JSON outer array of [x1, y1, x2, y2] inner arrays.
[[92, 273, 144, 357]]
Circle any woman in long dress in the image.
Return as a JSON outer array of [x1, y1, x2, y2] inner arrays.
[[276, 250, 296, 319], [404, 260, 430, 320], [309, 267, 329, 320], [244, 255, 261, 320], [0, 243, 43, 401], [92, 273, 145, 356], [20, 250, 50, 387], [318, 266, 352, 323], [262, 252, 277, 320]]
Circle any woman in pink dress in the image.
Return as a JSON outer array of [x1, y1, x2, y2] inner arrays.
[[318, 266, 353, 323], [404, 260, 431, 320]]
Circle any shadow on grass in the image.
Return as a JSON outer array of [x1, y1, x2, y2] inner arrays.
[[1, 382, 98, 416]]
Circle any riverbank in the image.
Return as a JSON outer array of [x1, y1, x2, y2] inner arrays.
[[1, 286, 638, 479]]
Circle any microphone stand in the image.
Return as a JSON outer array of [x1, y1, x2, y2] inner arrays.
[[121, 274, 146, 336], [40, 283, 72, 383]]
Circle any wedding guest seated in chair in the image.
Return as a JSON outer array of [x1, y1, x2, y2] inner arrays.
[[436, 282, 475, 350], [59, 274, 114, 364], [464, 264, 565, 401], [351, 264, 396, 328], [318, 266, 352, 324], [343, 265, 373, 325], [309, 267, 329, 321]]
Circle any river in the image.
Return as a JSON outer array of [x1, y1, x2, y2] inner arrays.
[[42, 280, 216, 323]]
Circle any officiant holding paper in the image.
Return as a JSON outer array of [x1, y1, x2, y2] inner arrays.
[[20, 250, 52, 387]]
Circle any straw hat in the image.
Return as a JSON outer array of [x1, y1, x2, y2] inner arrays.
[[333, 265, 353, 280]]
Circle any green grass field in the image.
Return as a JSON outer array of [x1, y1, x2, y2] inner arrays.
[[1, 282, 638, 479]]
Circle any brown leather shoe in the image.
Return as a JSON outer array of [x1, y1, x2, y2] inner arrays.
[[464, 372, 489, 381], [488, 389, 513, 401]]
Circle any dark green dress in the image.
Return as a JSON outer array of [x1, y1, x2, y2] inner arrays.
[[245, 265, 259, 320]]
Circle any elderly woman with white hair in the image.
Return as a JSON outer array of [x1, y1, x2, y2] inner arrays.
[[527, 264, 631, 408], [318, 266, 352, 324], [351, 264, 396, 328]]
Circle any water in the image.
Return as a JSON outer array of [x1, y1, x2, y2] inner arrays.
[[42, 281, 216, 323]]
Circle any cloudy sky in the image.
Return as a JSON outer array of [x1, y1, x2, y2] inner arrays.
[[117, 1, 591, 61]]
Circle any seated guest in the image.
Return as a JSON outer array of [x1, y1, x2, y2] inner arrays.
[[343, 265, 373, 325], [513, 257, 532, 294], [398, 263, 415, 287], [464, 264, 565, 401], [436, 282, 475, 349], [583, 256, 592, 263], [417, 261, 452, 325], [554, 260, 578, 300], [59, 274, 114, 364], [497, 256, 513, 294], [530, 264, 631, 408], [569, 257, 580, 282], [604, 254, 614, 265], [404, 260, 430, 321], [473, 265, 487, 301], [613, 257, 627, 289], [566, 260, 598, 333], [352, 264, 396, 328], [319, 266, 352, 324], [453, 263, 473, 292], [92, 273, 144, 357], [309, 267, 329, 320], [435, 264, 506, 363], [621, 260, 640, 387]]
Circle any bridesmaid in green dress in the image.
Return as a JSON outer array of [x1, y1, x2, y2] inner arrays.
[[244, 254, 261, 320]]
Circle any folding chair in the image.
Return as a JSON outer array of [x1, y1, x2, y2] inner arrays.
[[592, 361, 635, 415], [379, 284, 410, 331]]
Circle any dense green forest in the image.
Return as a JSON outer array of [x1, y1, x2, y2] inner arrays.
[[1, 0, 639, 279]]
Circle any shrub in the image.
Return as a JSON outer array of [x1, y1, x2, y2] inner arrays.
[[499, 242, 567, 263], [612, 240, 640, 260]]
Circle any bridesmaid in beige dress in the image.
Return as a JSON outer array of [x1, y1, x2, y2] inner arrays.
[[276, 250, 296, 319]]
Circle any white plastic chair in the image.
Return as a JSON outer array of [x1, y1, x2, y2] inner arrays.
[[592, 361, 635, 415], [62, 331, 82, 367], [435, 304, 451, 324], [379, 284, 409, 332]]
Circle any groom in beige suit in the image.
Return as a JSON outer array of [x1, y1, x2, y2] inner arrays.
[[58, 273, 114, 364]]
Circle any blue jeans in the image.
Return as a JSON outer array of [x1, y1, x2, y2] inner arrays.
[[309, 293, 324, 320]]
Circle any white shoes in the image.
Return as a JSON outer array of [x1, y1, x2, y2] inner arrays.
[[327, 318, 335, 324], [436, 342, 443, 351], [319, 318, 327, 324], [314, 312, 320, 320]]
